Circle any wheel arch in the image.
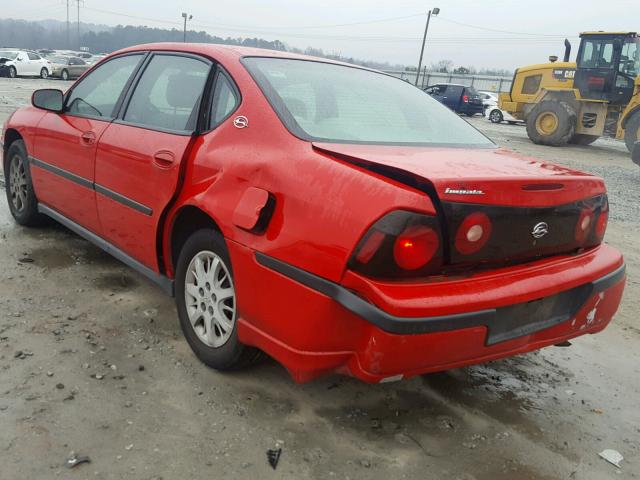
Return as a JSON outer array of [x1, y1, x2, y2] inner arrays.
[[166, 205, 224, 278], [2, 128, 24, 166], [524, 89, 578, 119]]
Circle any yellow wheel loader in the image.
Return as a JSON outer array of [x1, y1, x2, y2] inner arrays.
[[499, 32, 640, 152]]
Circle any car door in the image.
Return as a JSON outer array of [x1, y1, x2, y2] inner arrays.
[[70, 57, 88, 78], [15, 51, 30, 75], [30, 53, 145, 233], [27, 52, 43, 75], [94, 53, 211, 270], [443, 85, 462, 110], [426, 85, 444, 103]]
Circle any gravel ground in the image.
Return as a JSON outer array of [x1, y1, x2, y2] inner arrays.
[[1, 79, 639, 479]]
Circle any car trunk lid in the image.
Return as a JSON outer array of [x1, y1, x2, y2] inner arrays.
[[313, 143, 607, 270]]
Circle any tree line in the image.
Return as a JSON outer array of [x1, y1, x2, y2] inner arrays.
[[0, 18, 404, 71]]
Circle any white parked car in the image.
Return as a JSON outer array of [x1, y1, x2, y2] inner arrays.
[[0, 50, 52, 78], [486, 106, 524, 125], [478, 90, 498, 114]]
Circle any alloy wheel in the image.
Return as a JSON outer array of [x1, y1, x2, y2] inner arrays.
[[184, 250, 236, 348], [9, 154, 28, 213], [490, 110, 502, 123]]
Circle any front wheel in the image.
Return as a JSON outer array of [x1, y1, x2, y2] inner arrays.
[[526, 100, 576, 146], [175, 229, 261, 370], [489, 109, 503, 123], [61, 69, 69, 81], [40, 68, 48, 79]]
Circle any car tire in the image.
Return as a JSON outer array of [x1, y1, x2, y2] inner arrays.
[[526, 100, 576, 146], [61, 69, 69, 81], [175, 229, 262, 371], [40, 68, 48, 79], [3, 140, 46, 226], [489, 109, 503, 123], [624, 112, 640, 153], [569, 134, 599, 146], [8, 66, 16, 78]]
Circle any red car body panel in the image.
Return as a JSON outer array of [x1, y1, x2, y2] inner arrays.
[[2, 43, 626, 383]]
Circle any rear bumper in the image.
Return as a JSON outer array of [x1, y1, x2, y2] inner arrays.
[[231, 242, 625, 383]]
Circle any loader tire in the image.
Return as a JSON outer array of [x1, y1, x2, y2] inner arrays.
[[624, 112, 640, 153], [526, 100, 576, 146], [569, 134, 599, 146]]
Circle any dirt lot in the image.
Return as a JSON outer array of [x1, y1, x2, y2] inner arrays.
[[1, 77, 639, 479]]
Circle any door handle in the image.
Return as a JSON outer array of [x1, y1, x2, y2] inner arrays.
[[80, 131, 96, 145], [152, 150, 175, 169]]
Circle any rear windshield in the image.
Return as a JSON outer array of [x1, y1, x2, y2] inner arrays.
[[242, 57, 493, 147], [49, 56, 69, 64]]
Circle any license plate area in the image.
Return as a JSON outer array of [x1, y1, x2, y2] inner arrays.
[[486, 283, 593, 345]]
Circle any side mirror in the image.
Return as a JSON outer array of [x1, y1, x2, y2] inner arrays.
[[32, 89, 64, 113], [633, 141, 640, 167]]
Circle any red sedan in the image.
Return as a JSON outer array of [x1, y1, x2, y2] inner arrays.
[[1, 43, 625, 383]]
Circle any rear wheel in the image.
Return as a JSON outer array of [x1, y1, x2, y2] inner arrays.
[[8, 66, 16, 78], [569, 134, 599, 146], [4, 140, 45, 226], [175, 229, 262, 370], [624, 112, 640, 153], [61, 69, 69, 81], [489, 109, 503, 123], [40, 67, 48, 79], [526, 100, 576, 146]]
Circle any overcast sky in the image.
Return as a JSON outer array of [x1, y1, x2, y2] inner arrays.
[[4, 0, 640, 69]]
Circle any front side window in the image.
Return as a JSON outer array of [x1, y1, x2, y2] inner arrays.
[[580, 39, 615, 69], [124, 54, 209, 132], [244, 57, 493, 146], [66, 54, 143, 119]]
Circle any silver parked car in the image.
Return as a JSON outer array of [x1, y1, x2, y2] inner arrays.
[[47, 55, 90, 80]]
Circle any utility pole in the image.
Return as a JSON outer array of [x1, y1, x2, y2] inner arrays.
[[415, 7, 440, 87], [66, 0, 70, 49], [182, 12, 193, 42], [77, 0, 80, 50]]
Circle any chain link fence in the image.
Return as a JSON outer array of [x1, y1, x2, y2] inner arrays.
[[383, 70, 513, 93]]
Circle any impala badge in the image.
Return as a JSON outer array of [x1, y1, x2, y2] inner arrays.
[[233, 116, 249, 129], [532, 222, 549, 239]]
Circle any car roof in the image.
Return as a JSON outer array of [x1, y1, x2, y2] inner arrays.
[[113, 42, 371, 70]]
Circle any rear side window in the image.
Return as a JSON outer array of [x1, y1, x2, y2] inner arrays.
[[522, 74, 542, 94], [27, 52, 40, 60], [210, 72, 239, 127], [66, 54, 143, 119], [124, 54, 209, 132], [447, 85, 464, 97]]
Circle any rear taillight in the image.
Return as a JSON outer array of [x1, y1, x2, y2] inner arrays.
[[463, 95, 469, 103], [393, 225, 439, 270], [575, 207, 594, 243], [581, 195, 608, 246], [595, 207, 608, 239], [454, 212, 492, 255], [349, 211, 443, 278]]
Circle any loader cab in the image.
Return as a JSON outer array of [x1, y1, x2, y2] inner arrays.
[[575, 32, 639, 105]]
